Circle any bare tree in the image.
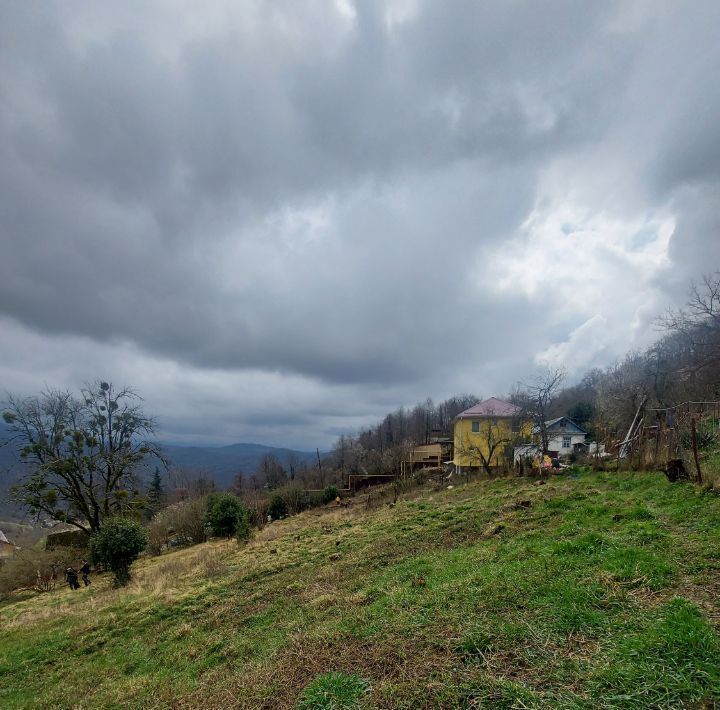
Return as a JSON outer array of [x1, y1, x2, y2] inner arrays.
[[456, 422, 513, 475], [660, 271, 720, 375], [2, 382, 163, 534], [256, 454, 287, 489], [410, 398, 436, 445], [518, 368, 567, 454], [167, 467, 216, 499], [285, 452, 303, 481], [231, 470, 244, 495], [594, 354, 648, 437]]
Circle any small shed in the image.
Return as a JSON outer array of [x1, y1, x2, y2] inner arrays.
[[401, 441, 453, 475], [45, 527, 89, 550], [514, 443, 541, 465]]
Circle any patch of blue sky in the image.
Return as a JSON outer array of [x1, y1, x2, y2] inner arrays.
[[630, 227, 658, 251]]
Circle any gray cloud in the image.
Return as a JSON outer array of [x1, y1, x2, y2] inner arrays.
[[1, 0, 719, 447]]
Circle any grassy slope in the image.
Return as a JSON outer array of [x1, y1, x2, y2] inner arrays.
[[1, 471, 719, 709]]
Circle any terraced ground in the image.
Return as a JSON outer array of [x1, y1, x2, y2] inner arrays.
[[1, 470, 719, 709]]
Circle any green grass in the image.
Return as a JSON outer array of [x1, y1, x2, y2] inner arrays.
[[1, 470, 719, 708], [298, 672, 370, 709]]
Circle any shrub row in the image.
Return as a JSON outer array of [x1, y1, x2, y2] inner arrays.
[[0, 547, 80, 598], [267, 484, 338, 520], [1, 483, 342, 597]]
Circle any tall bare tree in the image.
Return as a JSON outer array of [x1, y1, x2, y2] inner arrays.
[[660, 271, 720, 377], [2, 381, 163, 533], [517, 368, 567, 454], [456, 422, 514, 475], [256, 453, 287, 489]]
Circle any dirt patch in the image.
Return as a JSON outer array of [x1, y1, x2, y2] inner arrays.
[[672, 569, 720, 630], [175, 634, 456, 709]]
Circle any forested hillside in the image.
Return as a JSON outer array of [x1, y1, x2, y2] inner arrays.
[[157, 442, 319, 489], [0, 420, 318, 519]]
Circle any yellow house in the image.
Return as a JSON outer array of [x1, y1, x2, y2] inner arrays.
[[453, 397, 531, 471]]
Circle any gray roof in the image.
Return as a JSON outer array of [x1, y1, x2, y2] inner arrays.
[[532, 416, 588, 435]]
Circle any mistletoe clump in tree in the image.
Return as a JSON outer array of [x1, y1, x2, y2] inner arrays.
[[2, 381, 164, 534]]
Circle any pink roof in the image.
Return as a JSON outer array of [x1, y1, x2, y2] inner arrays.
[[456, 397, 522, 418]]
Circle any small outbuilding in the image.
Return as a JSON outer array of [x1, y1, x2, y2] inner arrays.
[[45, 526, 89, 550], [401, 441, 454, 476]]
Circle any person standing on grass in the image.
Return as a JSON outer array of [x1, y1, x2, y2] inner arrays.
[[79, 559, 91, 586], [65, 566, 80, 590]]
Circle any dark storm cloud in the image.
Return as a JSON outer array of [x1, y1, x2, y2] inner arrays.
[[1, 1, 719, 446], [1, 0, 573, 381]]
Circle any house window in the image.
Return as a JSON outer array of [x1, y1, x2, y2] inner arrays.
[[562, 436, 571, 449], [471, 421, 479, 433]]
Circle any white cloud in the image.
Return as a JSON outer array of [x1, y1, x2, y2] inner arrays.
[[535, 315, 609, 373], [486, 186, 675, 371]]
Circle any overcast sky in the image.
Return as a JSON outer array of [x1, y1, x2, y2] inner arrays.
[[1, 1, 719, 449]]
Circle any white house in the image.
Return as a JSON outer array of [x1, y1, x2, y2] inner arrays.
[[535, 416, 588, 457]]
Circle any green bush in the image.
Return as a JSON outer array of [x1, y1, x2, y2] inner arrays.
[[89, 518, 148, 587], [206, 493, 250, 538], [306, 492, 325, 509], [322, 485, 338, 504], [242, 493, 269, 529], [268, 494, 288, 520], [277, 484, 310, 514], [235, 512, 251, 543], [680, 427, 718, 451]]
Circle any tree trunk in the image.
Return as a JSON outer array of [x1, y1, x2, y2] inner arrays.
[[691, 418, 703, 484]]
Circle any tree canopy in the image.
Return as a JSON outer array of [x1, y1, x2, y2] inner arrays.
[[2, 381, 163, 533], [205, 492, 250, 539]]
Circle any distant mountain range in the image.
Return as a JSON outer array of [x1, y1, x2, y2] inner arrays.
[[0, 423, 27, 520], [158, 441, 320, 488], [0, 422, 321, 519]]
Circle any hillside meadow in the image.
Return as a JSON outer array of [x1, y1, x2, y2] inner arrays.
[[1, 470, 719, 709]]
